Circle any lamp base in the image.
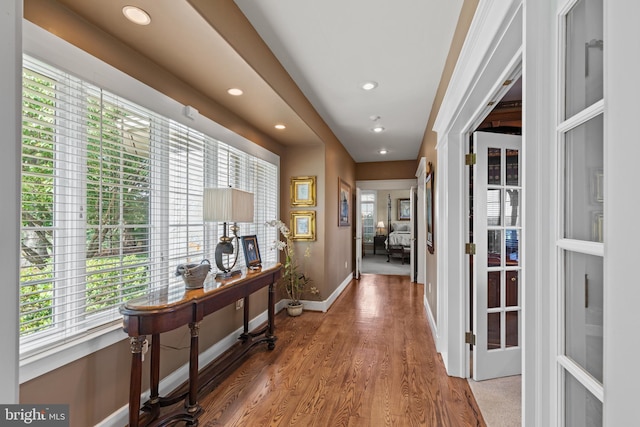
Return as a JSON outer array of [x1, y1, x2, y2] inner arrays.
[[215, 269, 242, 280]]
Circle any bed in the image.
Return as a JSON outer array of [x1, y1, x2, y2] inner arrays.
[[385, 193, 412, 264], [387, 222, 412, 248], [386, 222, 411, 265]]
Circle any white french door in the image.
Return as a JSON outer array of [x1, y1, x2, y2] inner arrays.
[[472, 131, 522, 381], [556, 0, 604, 425]]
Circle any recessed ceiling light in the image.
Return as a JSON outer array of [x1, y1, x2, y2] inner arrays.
[[372, 126, 385, 133], [362, 81, 378, 91], [122, 6, 151, 25], [379, 149, 388, 155], [227, 88, 243, 96], [275, 124, 286, 130]]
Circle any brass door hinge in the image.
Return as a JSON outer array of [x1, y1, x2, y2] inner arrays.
[[465, 332, 476, 345], [465, 153, 476, 165], [465, 243, 476, 255]]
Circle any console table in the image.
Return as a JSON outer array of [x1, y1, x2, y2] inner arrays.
[[120, 263, 282, 427]]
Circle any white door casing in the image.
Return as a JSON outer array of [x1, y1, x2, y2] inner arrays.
[[473, 131, 522, 381]]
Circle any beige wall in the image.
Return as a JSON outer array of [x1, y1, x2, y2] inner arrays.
[[356, 160, 418, 181], [280, 145, 326, 300], [324, 139, 357, 295]]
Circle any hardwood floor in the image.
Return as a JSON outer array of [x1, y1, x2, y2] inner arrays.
[[191, 274, 485, 426]]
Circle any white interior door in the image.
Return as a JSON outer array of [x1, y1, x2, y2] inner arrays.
[[354, 187, 362, 279], [473, 131, 522, 381]]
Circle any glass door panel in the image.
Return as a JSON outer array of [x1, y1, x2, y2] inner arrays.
[[487, 189, 502, 226], [506, 271, 518, 306], [488, 147, 501, 185], [565, 0, 604, 118], [565, 373, 603, 427], [565, 251, 603, 383], [505, 189, 520, 226], [488, 312, 501, 350], [488, 271, 501, 308], [488, 229, 502, 267], [564, 114, 603, 242], [505, 311, 518, 347]]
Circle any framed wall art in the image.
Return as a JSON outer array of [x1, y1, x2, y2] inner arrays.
[[290, 211, 316, 241], [240, 235, 262, 269], [290, 176, 316, 207], [426, 162, 434, 254], [398, 198, 410, 221], [338, 178, 351, 227]]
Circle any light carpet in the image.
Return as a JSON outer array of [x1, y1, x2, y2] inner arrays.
[[361, 253, 410, 275], [468, 375, 521, 427]]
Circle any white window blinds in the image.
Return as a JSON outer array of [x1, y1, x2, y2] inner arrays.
[[20, 56, 278, 358]]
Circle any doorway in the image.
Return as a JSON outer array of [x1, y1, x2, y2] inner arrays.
[[355, 179, 416, 277], [465, 75, 522, 425]]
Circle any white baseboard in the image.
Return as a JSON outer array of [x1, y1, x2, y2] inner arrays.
[[424, 292, 438, 339]]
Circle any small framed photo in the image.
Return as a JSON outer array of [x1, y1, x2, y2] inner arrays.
[[241, 235, 262, 269], [338, 177, 351, 227], [398, 198, 410, 221], [290, 176, 316, 207], [291, 211, 316, 241]]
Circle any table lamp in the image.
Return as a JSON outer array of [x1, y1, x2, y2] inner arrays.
[[376, 221, 385, 235], [203, 187, 254, 278]]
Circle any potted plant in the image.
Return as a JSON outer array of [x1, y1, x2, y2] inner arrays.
[[266, 219, 319, 316]]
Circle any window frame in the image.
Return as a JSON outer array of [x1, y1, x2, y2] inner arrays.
[[20, 21, 280, 383]]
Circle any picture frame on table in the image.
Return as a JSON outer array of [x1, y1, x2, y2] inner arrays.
[[290, 176, 316, 207], [240, 235, 262, 269], [291, 211, 316, 241]]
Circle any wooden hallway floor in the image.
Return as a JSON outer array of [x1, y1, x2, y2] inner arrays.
[[193, 274, 485, 426]]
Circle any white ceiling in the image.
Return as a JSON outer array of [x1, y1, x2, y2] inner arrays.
[[235, 0, 463, 163], [44, 0, 464, 163]]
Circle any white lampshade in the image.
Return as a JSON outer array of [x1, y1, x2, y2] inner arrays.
[[203, 188, 254, 223], [376, 221, 385, 229]]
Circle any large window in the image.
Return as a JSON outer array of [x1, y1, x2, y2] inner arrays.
[[361, 192, 376, 244], [20, 56, 278, 358]]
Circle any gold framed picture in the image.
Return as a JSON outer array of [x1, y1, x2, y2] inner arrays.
[[290, 176, 316, 207], [290, 211, 316, 241]]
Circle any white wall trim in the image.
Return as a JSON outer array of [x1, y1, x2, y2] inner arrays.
[[434, 0, 524, 139], [431, 0, 524, 379], [0, 0, 22, 404], [276, 271, 352, 314], [425, 291, 438, 344]]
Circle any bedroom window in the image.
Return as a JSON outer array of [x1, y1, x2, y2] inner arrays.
[[361, 192, 376, 244], [19, 55, 278, 359]]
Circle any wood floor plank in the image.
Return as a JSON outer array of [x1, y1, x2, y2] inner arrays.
[[189, 274, 485, 426]]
